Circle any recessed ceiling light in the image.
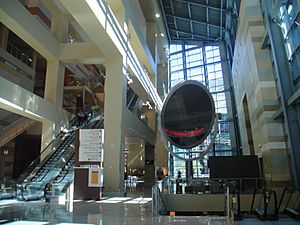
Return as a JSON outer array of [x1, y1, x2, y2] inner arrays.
[[160, 33, 165, 37], [155, 13, 160, 18]]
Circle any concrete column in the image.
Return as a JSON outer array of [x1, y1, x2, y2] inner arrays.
[[40, 120, 55, 157], [262, 0, 299, 188], [155, 130, 168, 178], [42, 60, 65, 147], [0, 23, 9, 49], [144, 143, 155, 185], [44, 60, 65, 107], [144, 109, 155, 131], [146, 22, 157, 88], [103, 56, 127, 196], [219, 43, 239, 154], [146, 22, 157, 63], [51, 13, 69, 43], [114, 10, 125, 29], [42, 0, 67, 134], [108, 0, 125, 26], [156, 64, 164, 98], [26, 0, 39, 7]]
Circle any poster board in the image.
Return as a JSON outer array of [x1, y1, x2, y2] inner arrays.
[[88, 167, 103, 187], [79, 129, 104, 162]]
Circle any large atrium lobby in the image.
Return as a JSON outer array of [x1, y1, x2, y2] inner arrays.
[[1, 0, 300, 224]]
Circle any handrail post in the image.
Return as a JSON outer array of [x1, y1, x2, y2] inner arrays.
[[226, 186, 230, 218]]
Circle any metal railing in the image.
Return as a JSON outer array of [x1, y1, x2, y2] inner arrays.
[[152, 181, 167, 216], [0, 179, 17, 200], [6, 42, 33, 67], [152, 177, 269, 216], [159, 177, 267, 195]]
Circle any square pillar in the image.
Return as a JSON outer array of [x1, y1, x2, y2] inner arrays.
[[44, 60, 65, 107], [103, 56, 127, 196]]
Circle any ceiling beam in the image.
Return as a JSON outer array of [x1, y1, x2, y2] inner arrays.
[[220, 0, 223, 40], [187, 2, 193, 39], [159, 0, 172, 42], [206, 0, 209, 38], [175, 0, 225, 12], [60, 42, 106, 64], [169, 0, 179, 38], [165, 13, 223, 30], [169, 28, 217, 41]]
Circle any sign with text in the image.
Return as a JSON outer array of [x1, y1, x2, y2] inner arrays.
[[79, 129, 104, 162]]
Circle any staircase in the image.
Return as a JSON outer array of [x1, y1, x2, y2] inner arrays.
[[0, 117, 36, 147]]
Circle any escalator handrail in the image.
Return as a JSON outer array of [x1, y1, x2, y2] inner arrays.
[[277, 187, 300, 212], [21, 134, 75, 185], [44, 154, 76, 197], [46, 117, 104, 195], [53, 159, 75, 184], [17, 117, 77, 183], [50, 117, 103, 186], [22, 117, 103, 198], [23, 146, 76, 200], [48, 152, 75, 185], [18, 116, 99, 200], [32, 142, 75, 183]]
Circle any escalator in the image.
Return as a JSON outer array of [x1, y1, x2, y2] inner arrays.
[[44, 117, 104, 200], [16, 116, 103, 201], [17, 120, 77, 201]]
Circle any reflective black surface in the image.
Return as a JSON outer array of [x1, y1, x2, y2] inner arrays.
[[161, 80, 215, 149]]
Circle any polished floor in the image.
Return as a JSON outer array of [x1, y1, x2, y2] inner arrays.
[[0, 183, 300, 225]]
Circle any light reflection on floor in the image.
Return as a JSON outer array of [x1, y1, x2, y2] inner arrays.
[[3, 221, 49, 225], [1, 182, 300, 225]]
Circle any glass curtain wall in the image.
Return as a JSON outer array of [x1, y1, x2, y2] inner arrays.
[[277, 1, 300, 89], [169, 44, 234, 178]]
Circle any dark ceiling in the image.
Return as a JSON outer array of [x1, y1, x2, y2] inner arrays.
[[159, 0, 227, 43]]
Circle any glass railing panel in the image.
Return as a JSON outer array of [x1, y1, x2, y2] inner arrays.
[[159, 177, 268, 195], [0, 179, 16, 200]]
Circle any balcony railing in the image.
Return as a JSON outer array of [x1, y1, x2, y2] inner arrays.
[[7, 42, 33, 68]]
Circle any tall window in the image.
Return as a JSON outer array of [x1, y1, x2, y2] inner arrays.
[[277, 1, 300, 85], [168, 44, 234, 178]]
